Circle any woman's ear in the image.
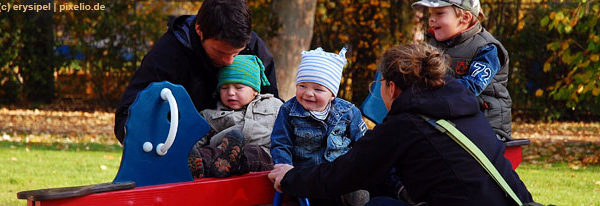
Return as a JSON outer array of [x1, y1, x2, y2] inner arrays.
[[388, 81, 403, 99]]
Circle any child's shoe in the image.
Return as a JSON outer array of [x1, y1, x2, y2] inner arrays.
[[209, 130, 245, 178]]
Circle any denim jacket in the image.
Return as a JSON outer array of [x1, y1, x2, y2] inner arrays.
[[271, 97, 367, 168]]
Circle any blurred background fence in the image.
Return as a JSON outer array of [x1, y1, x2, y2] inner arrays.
[[0, 0, 598, 121]]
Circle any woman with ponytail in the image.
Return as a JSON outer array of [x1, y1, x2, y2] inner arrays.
[[269, 43, 534, 206]]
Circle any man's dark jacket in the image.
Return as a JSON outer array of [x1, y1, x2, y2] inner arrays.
[[280, 77, 533, 205], [114, 15, 279, 144]]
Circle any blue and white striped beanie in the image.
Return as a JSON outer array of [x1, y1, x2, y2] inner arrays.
[[296, 47, 348, 96]]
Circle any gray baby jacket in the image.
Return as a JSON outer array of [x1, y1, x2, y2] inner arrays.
[[199, 94, 283, 155]]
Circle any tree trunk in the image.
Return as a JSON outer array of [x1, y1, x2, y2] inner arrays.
[[268, 0, 317, 100]]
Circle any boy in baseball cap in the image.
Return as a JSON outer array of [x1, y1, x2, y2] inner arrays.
[[413, 0, 514, 142]]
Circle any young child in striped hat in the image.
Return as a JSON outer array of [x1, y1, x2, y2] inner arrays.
[[270, 47, 369, 205], [188, 55, 283, 178]]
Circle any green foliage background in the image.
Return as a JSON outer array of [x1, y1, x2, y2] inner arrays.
[[504, 1, 600, 121], [0, 0, 598, 120]]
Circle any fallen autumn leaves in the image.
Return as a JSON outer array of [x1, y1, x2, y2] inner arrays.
[[0, 108, 117, 145], [514, 122, 600, 167]]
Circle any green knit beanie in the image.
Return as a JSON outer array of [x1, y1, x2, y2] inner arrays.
[[217, 55, 270, 92]]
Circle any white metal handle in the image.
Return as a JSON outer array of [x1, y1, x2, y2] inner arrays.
[[156, 88, 178, 156]]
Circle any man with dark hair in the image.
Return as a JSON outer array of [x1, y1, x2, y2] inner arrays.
[[114, 0, 278, 144]]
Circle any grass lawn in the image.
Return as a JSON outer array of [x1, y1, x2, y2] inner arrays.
[[516, 163, 600, 206], [0, 141, 122, 206], [1, 140, 599, 206]]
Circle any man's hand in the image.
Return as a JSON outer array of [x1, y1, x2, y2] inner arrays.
[[268, 164, 294, 193]]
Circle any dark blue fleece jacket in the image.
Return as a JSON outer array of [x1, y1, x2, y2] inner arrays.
[[280, 76, 533, 205]]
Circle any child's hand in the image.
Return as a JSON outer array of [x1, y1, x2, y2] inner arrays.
[[268, 164, 294, 193]]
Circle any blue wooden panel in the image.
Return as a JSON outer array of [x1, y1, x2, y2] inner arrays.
[[361, 72, 388, 124], [113, 81, 209, 187]]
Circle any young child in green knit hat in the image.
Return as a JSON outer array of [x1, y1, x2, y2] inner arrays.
[[188, 55, 283, 178]]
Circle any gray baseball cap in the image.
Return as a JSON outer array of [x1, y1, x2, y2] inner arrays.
[[412, 0, 481, 17]]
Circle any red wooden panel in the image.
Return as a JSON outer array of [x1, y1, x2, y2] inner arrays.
[[29, 172, 275, 206], [504, 146, 522, 170]]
